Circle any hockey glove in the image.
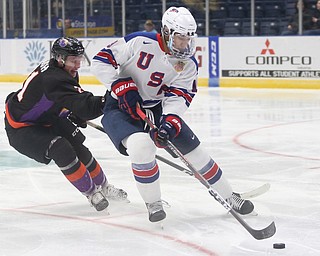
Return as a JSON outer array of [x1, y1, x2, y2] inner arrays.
[[59, 108, 87, 128], [111, 77, 142, 120], [150, 114, 182, 148], [67, 113, 87, 128], [53, 117, 86, 145]]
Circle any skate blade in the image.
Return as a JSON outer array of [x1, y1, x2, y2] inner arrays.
[[251, 210, 258, 216], [227, 210, 258, 216], [160, 221, 164, 230], [152, 219, 165, 230]]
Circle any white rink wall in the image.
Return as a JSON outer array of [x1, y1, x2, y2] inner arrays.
[[0, 36, 319, 89]]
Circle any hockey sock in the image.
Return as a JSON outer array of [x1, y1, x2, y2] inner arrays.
[[47, 137, 95, 196], [86, 157, 107, 186], [185, 146, 232, 199], [63, 159, 95, 196], [125, 132, 161, 203], [132, 160, 161, 203]]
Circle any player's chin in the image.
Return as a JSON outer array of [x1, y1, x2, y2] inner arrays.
[[69, 70, 78, 77]]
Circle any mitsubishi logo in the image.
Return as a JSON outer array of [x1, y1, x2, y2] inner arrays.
[[260, 39, 275, 55]]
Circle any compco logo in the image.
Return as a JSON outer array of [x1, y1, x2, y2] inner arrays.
[[246, 39, 311, 66], [24, 41, 47, 67]]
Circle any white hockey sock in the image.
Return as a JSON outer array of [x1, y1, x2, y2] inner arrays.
[[125, 133, 161, 203], [136, 177, 161, 203], [210, 174, 232, 199], [185, 146, 232, 199]]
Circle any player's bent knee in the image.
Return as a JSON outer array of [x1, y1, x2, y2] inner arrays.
[[47, 137, 77, 166], [126, 132, 156, 163]]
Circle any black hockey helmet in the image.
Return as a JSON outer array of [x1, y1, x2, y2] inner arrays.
[[51, 37, 84, 60]]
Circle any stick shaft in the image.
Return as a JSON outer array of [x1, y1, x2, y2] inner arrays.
[[135, 106, 276, 240]]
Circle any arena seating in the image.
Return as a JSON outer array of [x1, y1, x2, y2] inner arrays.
[[112, 0, 311, 36]]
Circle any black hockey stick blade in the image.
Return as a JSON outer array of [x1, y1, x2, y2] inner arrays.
[[230, 210, 276, 240]]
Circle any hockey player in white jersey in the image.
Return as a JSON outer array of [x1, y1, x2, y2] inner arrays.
[[91, 7, 254, 222]]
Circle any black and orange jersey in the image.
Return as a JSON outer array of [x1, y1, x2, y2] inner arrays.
[[5, 59, 104, 128]]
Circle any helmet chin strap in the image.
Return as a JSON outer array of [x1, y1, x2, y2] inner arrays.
[[56, 55, 66, 68], [161, 27, 172, 54]]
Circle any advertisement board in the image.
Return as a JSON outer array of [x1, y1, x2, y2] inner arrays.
[[0, 37, 209, 86], [1, 36, 320, 89], [219, 36, 320, 88]]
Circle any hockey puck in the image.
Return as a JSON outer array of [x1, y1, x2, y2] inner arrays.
[[273, 243, 285, 249]]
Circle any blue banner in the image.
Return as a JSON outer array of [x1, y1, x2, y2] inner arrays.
[[208, 36, 219, 87]]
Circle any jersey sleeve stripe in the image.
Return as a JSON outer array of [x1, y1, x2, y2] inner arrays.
[[165, 87, 195, 107], [93, 48, 117, 66]]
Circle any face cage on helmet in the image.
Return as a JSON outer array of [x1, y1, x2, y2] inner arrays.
[[167, 32, 197, 59]]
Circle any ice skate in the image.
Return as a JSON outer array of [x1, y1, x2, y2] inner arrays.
[[146, 200, 166, 222], [87, 190, 109, 211], [101, 183, 129, 202], [227, 192, 254, 215]]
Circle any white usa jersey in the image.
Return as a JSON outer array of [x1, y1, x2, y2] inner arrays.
[[91, 32, 198, 116]]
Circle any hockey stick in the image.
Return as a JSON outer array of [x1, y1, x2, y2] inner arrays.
[[156, 154, 270, 199], [234, 183, 271, 200], [136, 106, 276, 240], [86, 121, 193, 176], [86, 121, 270, 199], [87, 120, 106, 133]]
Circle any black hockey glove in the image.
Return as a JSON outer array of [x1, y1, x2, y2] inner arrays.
[[67, 113, 87, 128], [111, 77, 142, 120], [53, 117, 86, 145]]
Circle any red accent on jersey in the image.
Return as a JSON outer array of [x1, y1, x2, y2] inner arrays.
[[157, 33, 167, 53], [169, 88, 193, 105], [97, 51, 119, 69]]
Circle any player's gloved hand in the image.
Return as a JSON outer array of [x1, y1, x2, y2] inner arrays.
[[68, 113, 87, 128], [150, 128, 167, 148], [111, 77, 142, 120], [150, 114, 182, 148], [53, 117, 86, 145]]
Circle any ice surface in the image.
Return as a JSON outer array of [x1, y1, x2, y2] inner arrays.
[[1, 83, 319, 256]]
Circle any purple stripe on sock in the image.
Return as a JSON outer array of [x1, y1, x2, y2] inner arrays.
[[72, 172, 95, 196], [92, 171, 106, 186]]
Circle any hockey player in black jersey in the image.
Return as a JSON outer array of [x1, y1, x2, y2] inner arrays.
[[4, 37, 128, 211]]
